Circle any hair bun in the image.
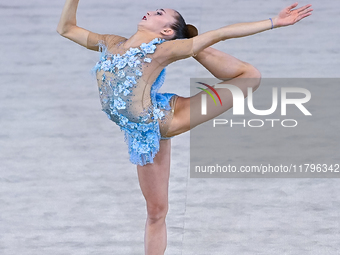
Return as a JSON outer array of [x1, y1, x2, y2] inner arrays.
[[186, 24, 198, 38]]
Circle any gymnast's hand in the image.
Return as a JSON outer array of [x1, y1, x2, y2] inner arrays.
[[273, 2, 313, 28]]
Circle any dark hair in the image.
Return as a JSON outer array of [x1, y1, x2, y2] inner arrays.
[[170, 11, 198, 40]]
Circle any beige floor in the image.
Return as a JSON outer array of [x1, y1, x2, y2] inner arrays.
[[0, 0, 339, 254]]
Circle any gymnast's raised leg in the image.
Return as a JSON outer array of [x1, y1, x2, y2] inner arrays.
[[167, 47, 262, 137]]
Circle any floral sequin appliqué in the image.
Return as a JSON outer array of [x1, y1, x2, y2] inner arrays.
[[92, 38, 174, 166]]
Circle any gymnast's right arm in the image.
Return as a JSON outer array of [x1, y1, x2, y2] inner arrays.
[[57, 0, 107, 51], [56, 0, 89, 47]]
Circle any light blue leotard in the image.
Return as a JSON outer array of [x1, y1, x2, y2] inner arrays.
[[92, 38, 178, 166]]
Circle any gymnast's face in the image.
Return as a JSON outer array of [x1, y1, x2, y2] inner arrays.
[[139, 8, 177, 38]]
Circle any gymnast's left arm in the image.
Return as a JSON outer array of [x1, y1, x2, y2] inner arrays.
[[155, 3, 312, 66], [192, 3, 313, 55]]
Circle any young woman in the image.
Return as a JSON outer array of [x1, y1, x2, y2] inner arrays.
[[57, 1, 312, 254]]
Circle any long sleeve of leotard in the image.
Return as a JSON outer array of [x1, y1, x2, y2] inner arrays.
[[86, 31, 127, 51]]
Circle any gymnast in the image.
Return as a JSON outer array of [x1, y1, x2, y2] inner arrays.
[[57, 1, 312, 254]]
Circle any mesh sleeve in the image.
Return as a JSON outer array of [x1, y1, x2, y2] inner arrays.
[[153, 38, 195, 66], [86, 32, 127, 51]]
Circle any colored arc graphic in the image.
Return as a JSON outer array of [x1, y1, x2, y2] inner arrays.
[[196, 82, 223, 106], [196, 87, 217, 105]]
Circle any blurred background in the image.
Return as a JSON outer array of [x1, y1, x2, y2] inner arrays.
[[0, 0, 339, 254]]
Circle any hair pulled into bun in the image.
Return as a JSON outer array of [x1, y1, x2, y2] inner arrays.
[[186, 24, 198, 38], [170, 11, 198, 40]]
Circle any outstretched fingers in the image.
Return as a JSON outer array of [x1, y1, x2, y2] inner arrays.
[[287, 2, 299, 12], [296, 4, 313, 13], [297, 12, 312, 22], [296, 5, 313, 22]]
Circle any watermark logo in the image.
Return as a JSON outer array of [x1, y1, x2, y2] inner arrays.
[[199, 83, 312, 116], [196, 82, 222, 115], [198, 83, 312, 128]]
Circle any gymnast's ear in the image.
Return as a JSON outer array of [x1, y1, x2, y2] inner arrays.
[[161, 28, 175, 37]]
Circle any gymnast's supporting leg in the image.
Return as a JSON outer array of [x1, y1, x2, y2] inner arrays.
[[166, 47, 262, 136], [136, 47, 261, 254], [137, 139, 171, 255]]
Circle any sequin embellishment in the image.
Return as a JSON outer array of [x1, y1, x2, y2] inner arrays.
[[92, 38, 175, 166]]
